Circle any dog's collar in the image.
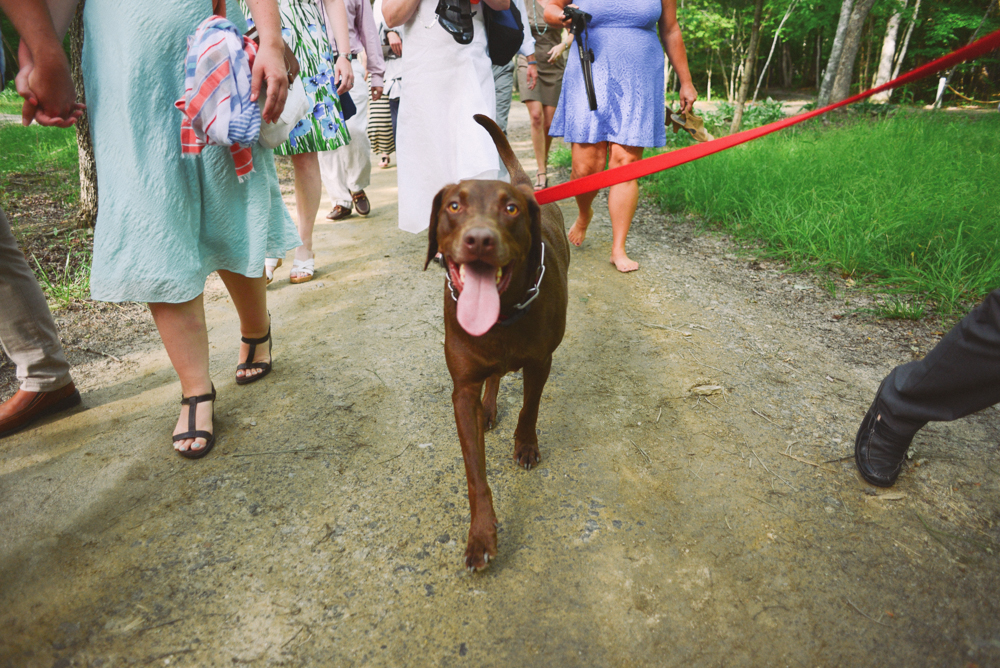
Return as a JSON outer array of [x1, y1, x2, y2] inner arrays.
[[445, 243, 546, 328]]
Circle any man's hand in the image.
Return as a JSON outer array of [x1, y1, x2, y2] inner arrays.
[[371, 86, 383, 101], [387, 30, 402, 57], [16, 39, 84, 128], [526, 63, 537, 90], [251, 40, 289, 123]]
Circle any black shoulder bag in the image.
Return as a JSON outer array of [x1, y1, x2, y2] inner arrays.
[[482, 3, 524, 66]]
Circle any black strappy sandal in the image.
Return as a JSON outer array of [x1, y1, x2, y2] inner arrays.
[[173, 385, 216, 460], [236, 326, 273, 385]]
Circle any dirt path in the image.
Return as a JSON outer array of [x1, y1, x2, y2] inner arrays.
[[2, 103, 999, 667]]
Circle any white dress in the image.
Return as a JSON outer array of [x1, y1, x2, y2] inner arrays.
[[396, 0, 499, 233]]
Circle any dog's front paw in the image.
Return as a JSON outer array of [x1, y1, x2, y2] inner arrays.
[[465, 526, 497, 572], [513, 440, 540, 470]]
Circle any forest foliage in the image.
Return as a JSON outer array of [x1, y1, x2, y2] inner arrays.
[[670, 0, 998, 106]]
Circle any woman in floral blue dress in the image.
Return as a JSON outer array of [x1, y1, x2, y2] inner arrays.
[[253, 0, 355, 284]]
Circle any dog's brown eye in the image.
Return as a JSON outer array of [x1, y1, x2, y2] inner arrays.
[[448, 202, 460, 212], [505, 203, 519, 215]]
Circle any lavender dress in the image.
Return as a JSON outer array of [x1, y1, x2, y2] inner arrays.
[[549, 0, 666, 148]]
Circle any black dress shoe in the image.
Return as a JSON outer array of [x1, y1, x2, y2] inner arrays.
[[854, 391, 914, 488]]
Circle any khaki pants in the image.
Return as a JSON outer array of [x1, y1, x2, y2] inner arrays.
[[0, 208, 72, 392]]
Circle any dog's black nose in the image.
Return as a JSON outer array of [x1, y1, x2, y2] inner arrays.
[[463, 228, 496, 256]]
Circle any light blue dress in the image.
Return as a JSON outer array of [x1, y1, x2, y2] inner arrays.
[[82, 0, 301, 303], [549, 0, 666, 148]]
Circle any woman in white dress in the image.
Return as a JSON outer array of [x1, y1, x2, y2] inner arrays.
[[382, 0, 509, 233]]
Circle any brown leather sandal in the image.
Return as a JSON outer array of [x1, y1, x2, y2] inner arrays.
[[173, 385, 216, 459]]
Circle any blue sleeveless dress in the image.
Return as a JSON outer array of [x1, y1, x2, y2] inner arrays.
[[549, 0, 666, 148], [82, 0, 301, 303]]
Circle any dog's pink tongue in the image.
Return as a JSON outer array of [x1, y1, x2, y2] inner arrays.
[[456, 263, 500, 336]]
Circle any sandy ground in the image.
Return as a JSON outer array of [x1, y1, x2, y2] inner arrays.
[[2, 102, 1000, 667]]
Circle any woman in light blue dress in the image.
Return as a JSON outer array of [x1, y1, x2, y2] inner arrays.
[[546, 0, 696, 273], [55, 0, 300, 457]]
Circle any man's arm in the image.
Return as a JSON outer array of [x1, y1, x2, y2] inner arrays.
[[354, 0, 385, 94], [2, 0, 82, 126]]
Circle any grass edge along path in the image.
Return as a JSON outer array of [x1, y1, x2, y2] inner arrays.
[[646, 112, 1000, 314]]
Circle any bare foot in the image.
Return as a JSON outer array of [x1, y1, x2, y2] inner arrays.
[[567, 208, 593, 247], [236, 330, 271, 381], [610, 253, 639, 273], [173, 394, 214, 454]]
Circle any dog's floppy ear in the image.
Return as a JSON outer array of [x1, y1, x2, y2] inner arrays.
[[424, 188, 445, 270]]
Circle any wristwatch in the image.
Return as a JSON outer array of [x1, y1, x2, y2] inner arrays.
[[337, 52, 354, 61]]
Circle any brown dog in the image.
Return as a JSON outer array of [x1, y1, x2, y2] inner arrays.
[[425, 114, 570, 571]]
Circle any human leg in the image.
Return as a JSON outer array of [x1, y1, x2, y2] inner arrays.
[[0, 208, 73, 393], [567, 142, 607, 246], [855, 288, 1000, 486], [606, 143, 645, 273], [290, 152, 321, 281], [148, 297, 214, 455], [319, 61, 372, 215], [217, 270, 271, 382], [492, 61, 516, 134], [0, 207, 80, 438], [525, 100, 547, 188]]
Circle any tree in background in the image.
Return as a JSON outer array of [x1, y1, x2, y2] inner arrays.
[[69, 0, 97, 229], [730, 0, 765, 131]]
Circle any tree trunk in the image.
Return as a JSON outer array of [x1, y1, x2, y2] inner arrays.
[[781, 42, 792, 88], [885, 0, 921, 101], [706, 48, 714, 102], [828, 0, 878, 104], [753, 0, 799, 103], [717, 49, 731, 103], [730, 0, 764, 133], [817, 0, 855, 106], [69, 1, 97, 230], [815, 30, 822, 87], [870, 0, 907, 102]]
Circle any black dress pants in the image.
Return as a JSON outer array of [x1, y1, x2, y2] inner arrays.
[[878, 288, 1000, 437]]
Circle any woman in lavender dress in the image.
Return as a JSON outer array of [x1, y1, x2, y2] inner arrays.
[[545, 0, 696, 273]]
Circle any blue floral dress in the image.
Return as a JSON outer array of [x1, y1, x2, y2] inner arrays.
[[245, 0, 351, 154]]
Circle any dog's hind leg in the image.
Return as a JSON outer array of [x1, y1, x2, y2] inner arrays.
[[481, 373, 502, 431], [513, 356, 551, 470]]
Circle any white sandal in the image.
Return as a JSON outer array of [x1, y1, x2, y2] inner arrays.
[[264, 257, 282, 284], [289, 257, 315, 284]]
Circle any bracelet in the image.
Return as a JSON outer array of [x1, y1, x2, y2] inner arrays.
[[527, 60, 537, 65]]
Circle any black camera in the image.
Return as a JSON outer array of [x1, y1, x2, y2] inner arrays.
[[563, 6, 597, 111], [436, 0, 475, 45]]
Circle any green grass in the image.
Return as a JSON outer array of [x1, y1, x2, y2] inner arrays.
[[31, 243, 92, 309], [646, 112, 1000, 314], [0, 122, 79, 176], [0, 87, 22, 115]]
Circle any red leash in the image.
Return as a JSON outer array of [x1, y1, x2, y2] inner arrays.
[[535, 29, 1000, 206]]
